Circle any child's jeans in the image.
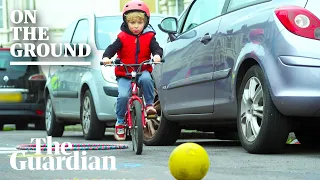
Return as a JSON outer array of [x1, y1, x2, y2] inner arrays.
[[116, 70, 154, 124]]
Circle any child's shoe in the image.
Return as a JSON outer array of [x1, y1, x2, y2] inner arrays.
[[114, 121, 126, 141], [146, 105, 157, 115]]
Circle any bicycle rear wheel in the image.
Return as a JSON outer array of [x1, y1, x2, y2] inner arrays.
[[130, 100, 143, 155]]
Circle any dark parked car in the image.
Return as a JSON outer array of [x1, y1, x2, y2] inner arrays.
[[143, 0, 320, 154], [0, 48, 46, 130]]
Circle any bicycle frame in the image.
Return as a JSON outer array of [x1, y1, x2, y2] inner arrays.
[[125, 71, 146, 129], [101, 58, 161, 129]]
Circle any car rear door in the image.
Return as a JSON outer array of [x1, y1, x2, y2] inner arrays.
[[161, 0, 228, 115], [215, 0, 273, 107]]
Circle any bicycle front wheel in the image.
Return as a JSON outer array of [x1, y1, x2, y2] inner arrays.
[[130, 100, 143, 155]]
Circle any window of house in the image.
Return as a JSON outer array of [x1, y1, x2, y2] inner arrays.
[[0, 0, 3, 28], [176, 0, 185, 16]]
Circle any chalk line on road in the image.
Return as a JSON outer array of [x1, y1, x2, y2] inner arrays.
[[0, 147, 30, 154]]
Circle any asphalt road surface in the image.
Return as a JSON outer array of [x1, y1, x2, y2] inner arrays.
[[0, 130, 320, 180]]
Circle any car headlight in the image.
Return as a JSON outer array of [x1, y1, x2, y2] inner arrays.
[[101, 66, 117, 83]]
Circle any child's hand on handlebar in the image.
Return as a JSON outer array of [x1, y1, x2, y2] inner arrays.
[[153, 55, 161, 63], [102, 57, 112, 65]]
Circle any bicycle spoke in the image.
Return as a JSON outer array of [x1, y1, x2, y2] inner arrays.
[[154, 100, 161, 112]]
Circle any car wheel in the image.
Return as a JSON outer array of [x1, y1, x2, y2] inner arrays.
[[45, 95, 64, 137], [143, 89, 181, 146], [237, 65, 289, 154], [81, 89, 106, 140]]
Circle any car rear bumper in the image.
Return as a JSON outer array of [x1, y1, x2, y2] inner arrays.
[[0, 102, 45, 122], [270, 56, 320, 117]]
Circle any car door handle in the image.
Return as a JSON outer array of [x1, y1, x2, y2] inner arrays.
[[200, 33, 212, 44]]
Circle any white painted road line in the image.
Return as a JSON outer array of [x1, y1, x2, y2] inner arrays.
[[0, 147, 30, 154], [0, 147, 18, 151], [0, 151, 28, 154]]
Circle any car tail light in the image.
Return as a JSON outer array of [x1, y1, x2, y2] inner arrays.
[[29, 74, 46, 81], [35, 110, 44, 116], [275, 6, 320, 40]]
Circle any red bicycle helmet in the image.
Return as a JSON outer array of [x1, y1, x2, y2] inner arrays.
[[122, 0, 150, 24]]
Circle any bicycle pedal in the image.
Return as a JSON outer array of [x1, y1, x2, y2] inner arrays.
[[147, 114, 158, 119]]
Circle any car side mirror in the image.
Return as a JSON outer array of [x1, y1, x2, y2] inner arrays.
[[158, 17, 178, 41]]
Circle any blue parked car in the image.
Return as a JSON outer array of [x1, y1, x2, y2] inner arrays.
[[143, 0, 320, 154]]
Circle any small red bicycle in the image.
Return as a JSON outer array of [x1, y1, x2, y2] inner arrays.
[[100, 58, 164, 155]]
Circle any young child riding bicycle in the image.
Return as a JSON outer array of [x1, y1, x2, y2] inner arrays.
[[101, 0, 163, 141]]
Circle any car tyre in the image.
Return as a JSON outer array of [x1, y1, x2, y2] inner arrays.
[[45, 95, 64, 137], [237, 65, 289, 154], [143, 111, 180, 146], [81, 89, 106, 140]]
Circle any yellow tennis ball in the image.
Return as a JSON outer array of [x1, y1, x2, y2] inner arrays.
[[168, 142, 210, 180]]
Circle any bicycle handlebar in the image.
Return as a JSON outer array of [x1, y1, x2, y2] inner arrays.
[[100, 58, 165, 77], [100, 58, 165, 66]]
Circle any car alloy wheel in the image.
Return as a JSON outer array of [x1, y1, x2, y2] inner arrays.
[[82, 96, 91, 134], [144, 116, 161, 139], [237, 65, 289, 154], [240, 77, 264, 142], [45, 98, 53, 132], [144, 89, 161, 139]]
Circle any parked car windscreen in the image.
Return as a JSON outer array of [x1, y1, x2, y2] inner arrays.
[[95, 16, 167, 50]]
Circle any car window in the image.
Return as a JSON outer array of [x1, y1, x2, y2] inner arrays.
[[71, 19, 89, 44], [177, 8, 188, 33], [181, 0, 226, 33], [0, 50, 34, 72], [60, 21, 77, 44], [227, 0, 268, 12]]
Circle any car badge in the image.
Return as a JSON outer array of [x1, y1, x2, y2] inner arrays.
[[3, 76, 9, 83]]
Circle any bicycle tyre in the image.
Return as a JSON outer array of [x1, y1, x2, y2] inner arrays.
[[131, 100, 143, 155]]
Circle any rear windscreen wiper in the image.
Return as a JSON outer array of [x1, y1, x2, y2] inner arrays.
[[0, 68, 7, 71]]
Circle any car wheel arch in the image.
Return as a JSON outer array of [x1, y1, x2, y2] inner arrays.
[[44, 87, 50, 104], [80, 82, 101, 114], [151, 72, 168, 116], [235, 56, 282, 114], [235, 58, 259, 95], [80, 83, 90, 104], [235, 58, 270, 98]]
